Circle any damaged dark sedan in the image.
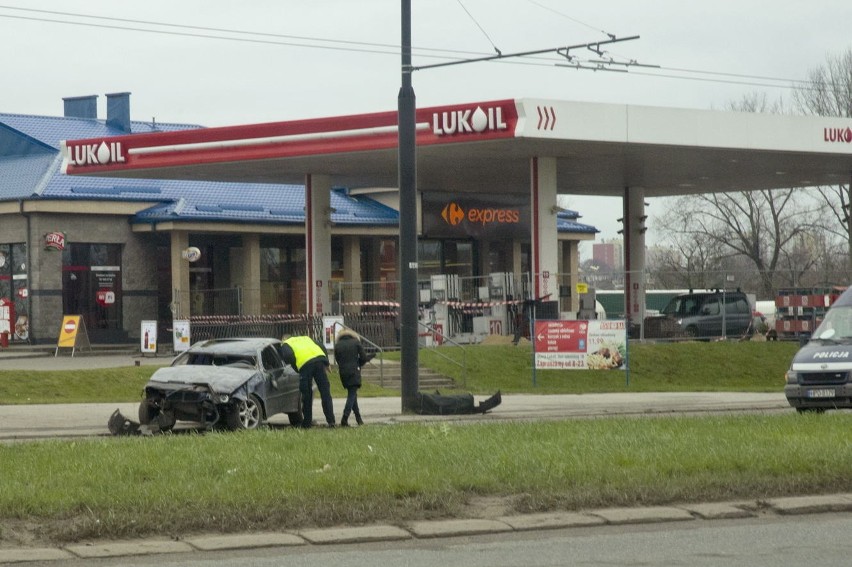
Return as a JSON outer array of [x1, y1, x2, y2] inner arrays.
[[139, 338, 303, 431]]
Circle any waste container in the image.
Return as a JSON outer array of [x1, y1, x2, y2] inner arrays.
[[0, 331, 8, 348]]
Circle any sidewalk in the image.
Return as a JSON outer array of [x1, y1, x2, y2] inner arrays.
[[2, 494, 852, 564], [0, 346, 169, 370]]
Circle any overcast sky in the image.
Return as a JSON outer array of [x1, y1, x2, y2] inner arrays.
[[3, 0, 851, 248]]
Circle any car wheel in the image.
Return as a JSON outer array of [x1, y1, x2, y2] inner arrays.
[[138, 399, 175, 432], [227, 395, 263, 430], [287, 397, 304, 427], [684, 326, 699, 339], [138, 399, 157, 425]]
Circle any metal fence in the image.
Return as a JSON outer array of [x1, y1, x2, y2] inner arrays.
[[173, 268, 850, 345], [188, 312, 398, 350]]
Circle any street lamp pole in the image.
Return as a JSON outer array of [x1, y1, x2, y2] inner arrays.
[[398, 0, 419, 412], [396, 1, 640, 412]]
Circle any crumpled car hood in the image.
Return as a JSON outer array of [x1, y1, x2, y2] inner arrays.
[[147, 366, 257, 394]]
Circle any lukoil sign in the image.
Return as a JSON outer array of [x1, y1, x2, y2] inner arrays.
[[65, 141, 126, 166], [824, 127, 852, 143], [432, 105, 508, 136]]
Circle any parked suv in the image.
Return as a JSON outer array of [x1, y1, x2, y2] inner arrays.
[[658, 290, 753, 339]]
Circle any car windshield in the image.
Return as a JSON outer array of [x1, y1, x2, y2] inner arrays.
[[172, 352, 258, 367], [813, 305, 852, 341]]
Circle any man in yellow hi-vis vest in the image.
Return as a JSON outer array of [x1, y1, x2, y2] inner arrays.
[[280, 335, 335, 428]]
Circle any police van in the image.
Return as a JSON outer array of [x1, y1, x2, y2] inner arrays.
[[785, 286, 852, 413]]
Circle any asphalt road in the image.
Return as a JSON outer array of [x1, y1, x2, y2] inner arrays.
[[15, 513, 852, 567]]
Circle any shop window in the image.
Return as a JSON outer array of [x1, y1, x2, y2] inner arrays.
[[488, 240, 512, 273], [0, 243, 29, 341], [62, 243, 122, 333], [377, 239, 398, 301], [418, 241, 442, 279], [259, 237, 306, 314], [418, 239, 477, 279]]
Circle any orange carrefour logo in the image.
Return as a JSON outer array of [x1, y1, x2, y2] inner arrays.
[[441, 202, 465, 226]]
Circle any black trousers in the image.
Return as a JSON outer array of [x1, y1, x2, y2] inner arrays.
[[299, 358, 335, 427]]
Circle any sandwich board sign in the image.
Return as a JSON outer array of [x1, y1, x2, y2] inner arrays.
[[55, 315, 92, 357]]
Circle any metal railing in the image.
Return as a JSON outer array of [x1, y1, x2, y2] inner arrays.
[[418, 321, 468, 388]]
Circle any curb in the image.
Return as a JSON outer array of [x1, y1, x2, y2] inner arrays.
[[2, 494, 851, 564]]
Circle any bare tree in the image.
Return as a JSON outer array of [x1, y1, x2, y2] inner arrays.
[[793, 48, 852, 275], [793, 48, 852, 117], [654, 189, 821, 298], [651, 93, 826, 299], [647, 216, 724, 290]]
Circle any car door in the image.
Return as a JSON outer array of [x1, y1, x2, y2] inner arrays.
[[259, 345, 299, 416], [725, 295, 752, 335], [699, 296, 722, 337]]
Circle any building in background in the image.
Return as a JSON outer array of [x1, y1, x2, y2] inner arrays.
[[0, 94, 597, 345]]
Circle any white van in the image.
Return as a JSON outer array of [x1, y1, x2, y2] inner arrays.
[[784, 286, 852, 412]]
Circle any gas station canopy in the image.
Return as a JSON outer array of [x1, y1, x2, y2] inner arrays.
[[61, 98, 852, 197]]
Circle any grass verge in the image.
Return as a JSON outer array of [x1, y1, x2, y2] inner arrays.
[[0, 341, 799, 404], [1, 412, 850, 546]]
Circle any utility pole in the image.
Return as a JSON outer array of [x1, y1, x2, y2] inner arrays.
[[398, 0, 418, 412], [396, 0, 641, 412]]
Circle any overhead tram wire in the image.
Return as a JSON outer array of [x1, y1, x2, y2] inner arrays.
[[455, 0, 503, 56], [525, 0, 616, 39], [0, 4, 504, 60], [0, 5, 826, 95]]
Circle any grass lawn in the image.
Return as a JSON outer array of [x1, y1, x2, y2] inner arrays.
[[0, 341, 799, 404], [1, 413, 850, 545], [2, 340, 832, 548]]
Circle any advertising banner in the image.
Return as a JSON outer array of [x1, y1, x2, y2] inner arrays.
[[173, 319, 191, 352], [534, 320, 627, 370], [322, 315, 345, 350], [0, 297, 12, 338], [140, 320, 157, 354], [421, 191, 530, 240]]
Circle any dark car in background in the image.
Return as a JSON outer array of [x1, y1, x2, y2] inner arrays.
[[657, 290, 753, 339], [139, 338, 302, 431]]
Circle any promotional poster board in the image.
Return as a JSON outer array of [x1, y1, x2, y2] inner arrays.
[[0, 297, 12, 339], [173, 319, 191, 352], [534, 320, 627, 370], [322, 315, 345, 350], [140, 320, 157, 354]]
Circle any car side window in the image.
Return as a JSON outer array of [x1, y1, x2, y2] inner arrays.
[[726, 297, 749, 314], [703, 298, 720, 315], [261, 346, 283, 371]]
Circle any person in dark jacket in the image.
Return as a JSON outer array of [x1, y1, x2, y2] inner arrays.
[[280, 335, 335, 428], [334, 329, 374, 426]]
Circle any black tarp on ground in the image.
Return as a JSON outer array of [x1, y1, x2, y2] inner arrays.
[[413, 390, 501, 415]]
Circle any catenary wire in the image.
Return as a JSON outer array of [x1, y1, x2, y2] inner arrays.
[[0, 5, 824, 93]]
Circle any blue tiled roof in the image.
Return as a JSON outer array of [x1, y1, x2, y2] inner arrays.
[[0, 112, 199, 150], [556, 210, 597, 234], [557, 218, 598, 234], [0, 154, 58, 199], [0, 112, 398, 226]]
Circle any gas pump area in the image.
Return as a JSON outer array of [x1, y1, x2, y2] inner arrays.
[[415, 271, 598, 346]]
